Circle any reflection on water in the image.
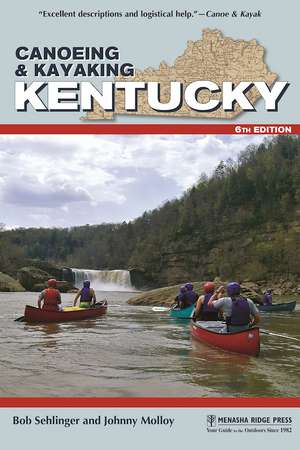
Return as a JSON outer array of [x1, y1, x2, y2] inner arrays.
[[0, 292, 299, 397], [25, 322, 62, 335], [189, 341, 263, 397]]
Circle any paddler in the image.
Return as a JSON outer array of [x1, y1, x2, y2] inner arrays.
[[174, 285, 187, 309], [207, 282, 260, 332], [193, 282, 220, 321], [183, 282, 199, 306], [38, 278, 62, 311], [262, 289, 273, 306], [73, 280, 96, 308]]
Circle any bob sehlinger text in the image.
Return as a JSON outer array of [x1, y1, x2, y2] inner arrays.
[[12, 415, 175, 428]]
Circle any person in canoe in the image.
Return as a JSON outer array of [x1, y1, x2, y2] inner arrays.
[[174, 285, 187, 309], [193, 282, 221, 321], [173, 283, 198, 309], [183, 282, 199, 307], [262, 289, 273, 306], [38, 278, 62, 311], [73, 280, 96, 308], [207, 282, 260, 332]]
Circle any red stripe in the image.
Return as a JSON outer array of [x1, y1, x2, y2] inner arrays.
[[0, 397, 299, 408], [0, 124, 298, 134]]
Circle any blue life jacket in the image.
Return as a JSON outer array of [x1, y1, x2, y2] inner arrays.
[[228, 296, 251, 326], [80, 287, 93, 303]]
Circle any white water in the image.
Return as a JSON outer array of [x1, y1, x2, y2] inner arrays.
[[71, 268, 135, 292]]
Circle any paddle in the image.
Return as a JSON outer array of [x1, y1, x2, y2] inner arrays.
[[14, 316, 25, 322], [260, 329, 300, 342], [152, 303, 180, 312], [152, 306, 170, 312]]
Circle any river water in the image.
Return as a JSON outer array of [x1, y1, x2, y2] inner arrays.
[[0, 292, 299, 397]]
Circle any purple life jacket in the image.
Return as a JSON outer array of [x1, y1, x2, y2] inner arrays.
[[199, 293, 219, 320], [263, 293, 272, 305], [184, 290, 198, 306], [175, 292, 186, 308], [202, 293, 213, 312], [179, 293, 185, 301], [80, 287, 92, 302], [229, 296, 251, 326]]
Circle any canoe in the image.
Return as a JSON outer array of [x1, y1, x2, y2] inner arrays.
[[170, 305, 194, 319], [190, 321, 260, 356], [258, 301, 296, 312], [24, 301, 108, 323]]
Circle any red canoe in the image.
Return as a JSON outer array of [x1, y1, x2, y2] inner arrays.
[[24, 302, 108, 323], [190, 321, 260, 356]]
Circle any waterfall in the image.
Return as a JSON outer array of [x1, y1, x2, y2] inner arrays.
[[71, 268, 134, 291]]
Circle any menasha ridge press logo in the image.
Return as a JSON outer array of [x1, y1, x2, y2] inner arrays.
[[206, 415, 293, 434], [207, 415, 217, 428]]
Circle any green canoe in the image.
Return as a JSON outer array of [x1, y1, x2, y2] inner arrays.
[[258, 300, 296, 312], [170, 305, 194, 319]]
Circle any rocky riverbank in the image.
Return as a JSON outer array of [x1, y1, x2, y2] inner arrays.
[[0, 259, 77, 293], [0, 272, 25, 292], [17, 266, 75, 292], [128, 279, 300, 306]]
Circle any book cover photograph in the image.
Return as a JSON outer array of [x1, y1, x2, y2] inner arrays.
[[0, 0, 299, 449]]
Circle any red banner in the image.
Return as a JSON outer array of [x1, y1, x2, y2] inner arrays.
[[0, 124, 299, 134], [0, 397, 300, 408]]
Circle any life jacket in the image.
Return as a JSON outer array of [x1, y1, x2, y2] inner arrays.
[[175, 293, 183, 305], [263, 293, 272, 305], [227, 296, 251, 327], [202, 293, 213, 312], [200, 293, 219, 321], [80, 287, 93, 303], [184, 290, 199, 306], [43, 288, 60, 311]]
